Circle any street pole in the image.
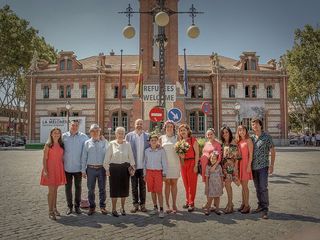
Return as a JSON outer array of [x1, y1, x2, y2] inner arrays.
[[108, 127, 111, 141], [67, 110, 69, 132], [119, 1, 203, 123]]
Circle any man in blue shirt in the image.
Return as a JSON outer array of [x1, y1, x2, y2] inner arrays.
[[125, 119, 149, 213], [62, 120, 88, 215], [81, 124, 109, 216], [251, 118, 276, 220]]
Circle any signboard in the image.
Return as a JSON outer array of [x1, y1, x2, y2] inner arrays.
[[149, 107, 164, 122], [40, 117, 86, 143], [167, 108, 182, 123], [143, 84, 176, 102], [201, 102, 211, 115]]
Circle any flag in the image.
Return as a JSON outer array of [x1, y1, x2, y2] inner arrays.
[[183, 48, 188, 97], [118, 49, 123, 101], [138, 58, 143, 98]]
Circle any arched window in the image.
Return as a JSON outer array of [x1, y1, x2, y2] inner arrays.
[[267, 86, 273, 98], [59, 60, 65, 70], [198, 112, 205, 133], [66, 85, 71, 98], [112, 112, 128, 132], [189, 111, 205, 133], [59, 86, 64, 98], [244, 60, 248, 70], [189, 112, 196, 132], [229, 85, 235, 98], [114, 86, 127, 99], [250, 59, 256, 70], [81, 85, 88, 98], [43, 86, 49, 98], [67, 59, 72, 70], [197, 85, 204, 98], [245, 85, 250, 98], [191, 86, 196, 98], [252, 85, 257, 98]]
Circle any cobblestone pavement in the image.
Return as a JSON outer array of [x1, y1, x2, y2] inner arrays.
[[0, 147, 319, 240]]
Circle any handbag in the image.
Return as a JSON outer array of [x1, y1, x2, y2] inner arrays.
[[80, 198, 90, 209]]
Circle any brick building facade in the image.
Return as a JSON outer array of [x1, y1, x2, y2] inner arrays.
[[26, 0, 288, 144]]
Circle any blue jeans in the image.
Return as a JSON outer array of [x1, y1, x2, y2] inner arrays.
[[87, 167, 106, 209], [252, 167, 269, 212]]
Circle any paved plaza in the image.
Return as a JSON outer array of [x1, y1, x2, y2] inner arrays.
[[0, 147, 319, 240]]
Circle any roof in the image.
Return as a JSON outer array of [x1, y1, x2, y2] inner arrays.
[[37, 53, 277, 72]]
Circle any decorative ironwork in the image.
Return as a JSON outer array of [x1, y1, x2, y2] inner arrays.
[[119, 0, 203, 109]]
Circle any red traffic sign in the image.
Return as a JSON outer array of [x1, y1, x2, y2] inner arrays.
[[201, 102, 211, 115], [149, 107, 164, 122]]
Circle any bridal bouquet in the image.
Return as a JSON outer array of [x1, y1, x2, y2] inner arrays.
[[174, 139, 190, 165]]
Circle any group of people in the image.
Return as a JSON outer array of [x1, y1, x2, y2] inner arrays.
[[40, 117, 275, 221]]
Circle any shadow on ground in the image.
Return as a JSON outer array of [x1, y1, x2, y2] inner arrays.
[[269, 172, 320, 186], [55, 208, 320, 228]]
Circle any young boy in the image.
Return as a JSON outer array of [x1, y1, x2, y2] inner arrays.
[[144, 134, 168, 218]]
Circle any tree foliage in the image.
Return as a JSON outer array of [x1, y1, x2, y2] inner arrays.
[[283, 25, 320, 131], [0, 5, 57, 134], [0, 5, 56, 75]]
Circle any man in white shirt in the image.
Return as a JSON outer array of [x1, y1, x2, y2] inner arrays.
[[125, 119, 149, 213]]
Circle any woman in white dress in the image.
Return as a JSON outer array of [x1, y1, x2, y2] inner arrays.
[[159, 120, 180, 213]]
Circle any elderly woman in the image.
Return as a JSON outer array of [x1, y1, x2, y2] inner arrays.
[[159, 120, 180, 213], [178, 123, 199, 212], [200, 128, 222, 209], [104, 127, 135, 217]]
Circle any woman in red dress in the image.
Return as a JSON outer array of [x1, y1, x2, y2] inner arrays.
[[235, 125, 253, 214], [178, 124, 199, 212], [40, 127, 67, 220]]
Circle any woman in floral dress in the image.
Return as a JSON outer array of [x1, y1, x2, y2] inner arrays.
[[220, 126, 241, 214]]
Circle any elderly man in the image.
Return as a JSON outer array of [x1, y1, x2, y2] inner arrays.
[[62, 119, 89, 215], [251, 118, 276, 220], [81, 124, 109, 216], [125, 119, 149, 213]]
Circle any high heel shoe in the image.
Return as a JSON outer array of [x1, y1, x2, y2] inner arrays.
[[241, 205, 251, 214], [53, 208, 60, 216], [237, 204, 244, 212], [223, 203, 234, 214], [49, 211, 56, 220], [120, 208, 126, 216]]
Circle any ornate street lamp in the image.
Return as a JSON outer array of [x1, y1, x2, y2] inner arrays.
[[65, 101, 72, 131], [119, 1, 203, 109]]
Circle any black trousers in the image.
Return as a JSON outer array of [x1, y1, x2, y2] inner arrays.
[[131, 169, 146, 206], [65, 172, 82, 209]]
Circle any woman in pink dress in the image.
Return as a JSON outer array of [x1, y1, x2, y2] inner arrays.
[[200, 128, 222, 209], [200, 128, 222, 183], [235, 125, 253, 214], [40, 127, 67, 220]]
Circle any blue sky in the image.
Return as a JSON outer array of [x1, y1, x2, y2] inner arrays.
[[1, 0, 319, 63]]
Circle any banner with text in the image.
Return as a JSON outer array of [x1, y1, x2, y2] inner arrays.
[[143, 84, 176, 102], [40, 117, 86, 143]]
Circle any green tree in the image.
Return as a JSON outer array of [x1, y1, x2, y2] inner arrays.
[[283, 25, 320, 132], [0, 5, 57, 135]]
